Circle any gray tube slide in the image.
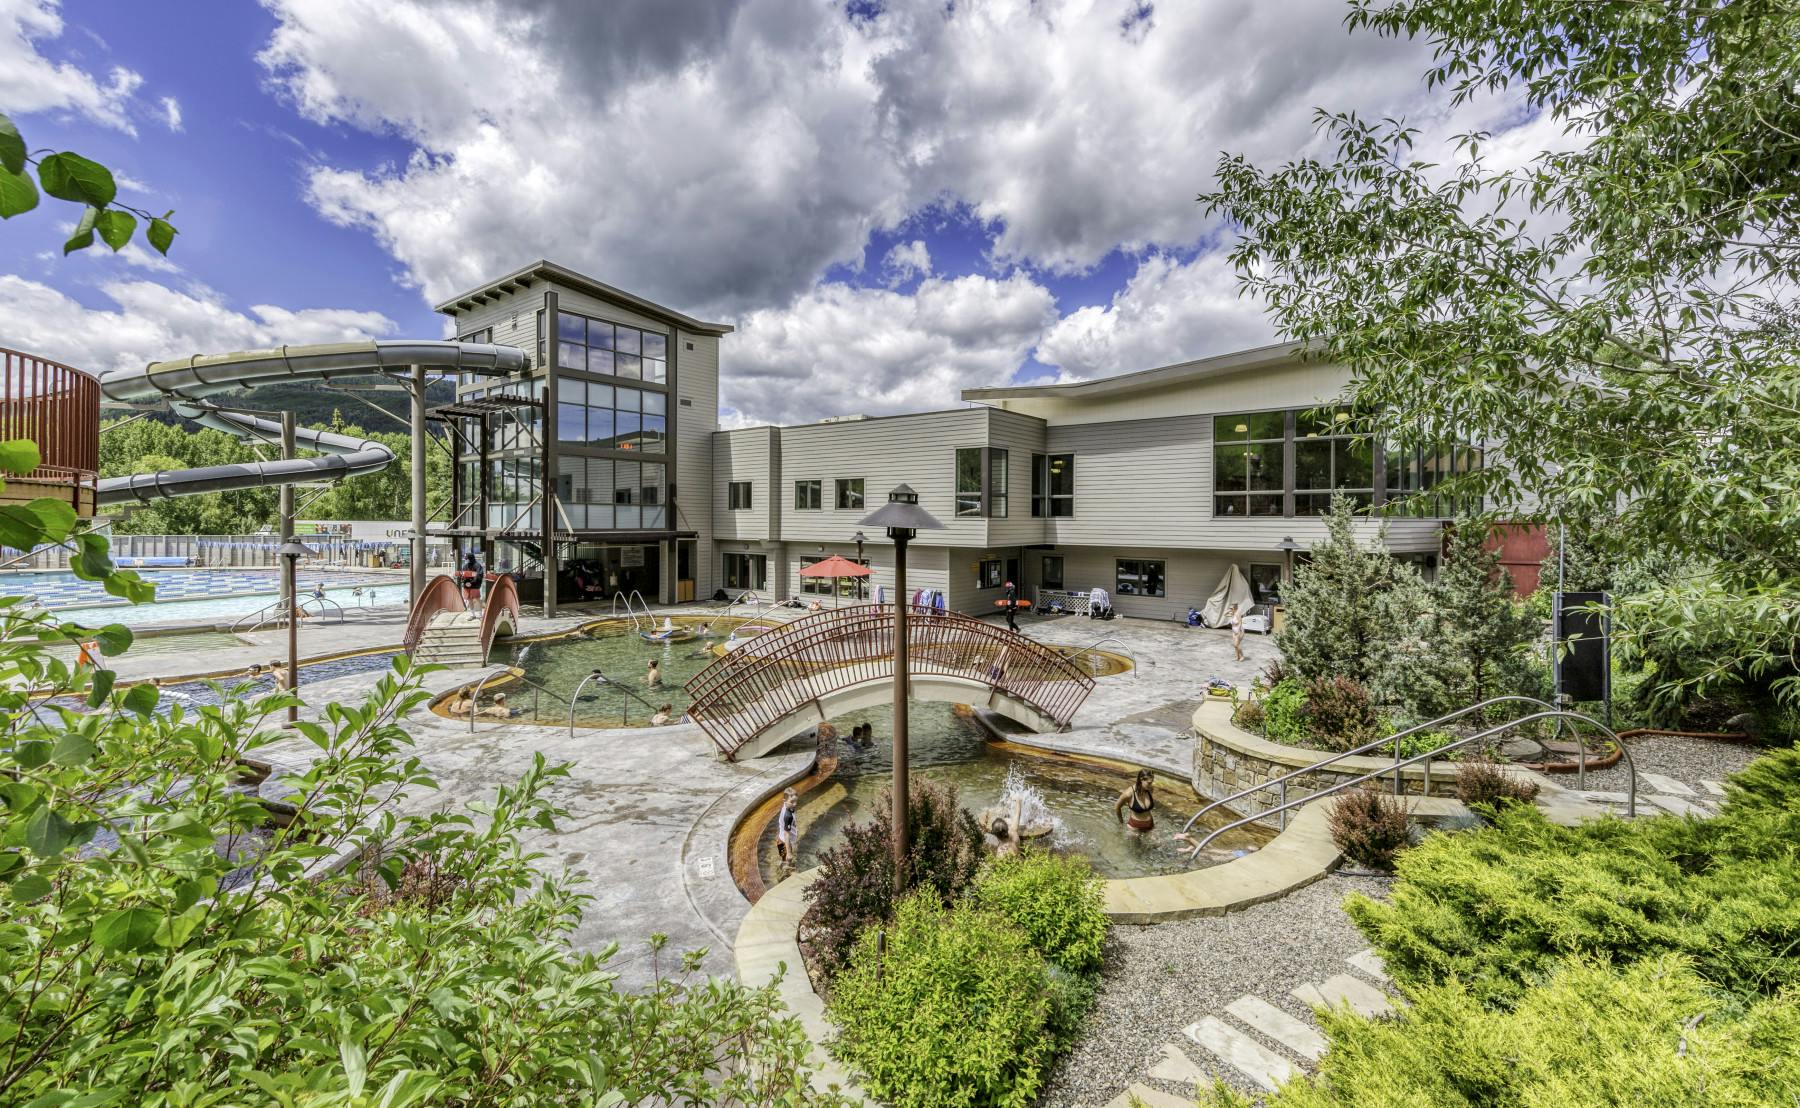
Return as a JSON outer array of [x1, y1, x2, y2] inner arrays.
[[94, 340, 526, 506]]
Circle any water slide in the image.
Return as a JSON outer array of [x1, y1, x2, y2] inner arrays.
[[93, 340, 525, 505]]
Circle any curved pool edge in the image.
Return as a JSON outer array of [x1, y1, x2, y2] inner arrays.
[[733, 867, 871, 1103]]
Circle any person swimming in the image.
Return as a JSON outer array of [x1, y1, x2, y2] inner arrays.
[[646, 659, 663, 688]]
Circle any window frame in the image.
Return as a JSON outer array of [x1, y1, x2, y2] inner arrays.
[[727, 481, 753, 511], [954, 446, 1009, 518], [834, 477, 865, 511], [977, 558, 1004, 590], [1040, 554, 1064, 590], [1031, 453, 1075, 518], [1116, 558, 1166, 599], [794, 479, 822, 511], [722, 551, 767, 591]]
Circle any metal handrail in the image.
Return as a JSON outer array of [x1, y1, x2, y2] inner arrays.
[[227, 593, 346, 634], [1179, 695, 1563, 838], [1058, 636, 1130, 672], [1187, 709, 1637, 858], [569, 667, 665, 731], [609, 590, 654, 633]]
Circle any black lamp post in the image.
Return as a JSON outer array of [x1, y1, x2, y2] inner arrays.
[[279, 540, 314, 725], [1277, 535, 1299, 585], [852, 530, 867, 600], [858, 484, 944, 893]]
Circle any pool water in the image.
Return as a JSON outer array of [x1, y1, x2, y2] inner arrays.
[[43, 630, 250, 664], [739, 701, 1269, 886], [487, 616, 753, 726], [0, 568, 411, 626], [33, 651, 402, 719]]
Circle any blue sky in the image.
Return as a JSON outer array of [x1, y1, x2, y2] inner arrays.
[[0, 0, 1519, 425]]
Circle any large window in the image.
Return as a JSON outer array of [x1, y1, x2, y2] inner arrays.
[[794, 480, 822, 510], [1386, 443, 1483, 517], [1213, 412, 1286, 517], [1116, 558, 1165, 598], [1211, 406, 1478, 518], [485, 455, 542, 533], [728, 481, 752, 510], [556, 381, 665, 453], [835, 478, 864, 511], [1031, 453, 1074, 517], [954, 447, 1008, 517], [558, 312, 669, 383], [722, 552, 767, 591], [553, 457, 666, 530], [1294, 407, 1373, 514]]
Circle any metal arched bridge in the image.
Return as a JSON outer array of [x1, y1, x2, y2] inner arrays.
[[686, 605, 1097, 760]]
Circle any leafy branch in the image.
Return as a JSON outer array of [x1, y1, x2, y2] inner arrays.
[[0, 112, 177, 256]]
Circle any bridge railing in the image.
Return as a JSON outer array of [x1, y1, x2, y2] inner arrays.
[[402, 574, 464, 653], [479, 572, 520, 660], [686, 605, 1096, 758]]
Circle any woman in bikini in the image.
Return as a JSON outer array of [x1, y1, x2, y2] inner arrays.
[[1115, 769, 1156, 834]]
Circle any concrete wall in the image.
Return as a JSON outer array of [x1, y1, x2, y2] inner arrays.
[[674, 329, 719, 598]]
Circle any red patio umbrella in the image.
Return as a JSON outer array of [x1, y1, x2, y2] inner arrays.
[[798, 554, 872, 608]]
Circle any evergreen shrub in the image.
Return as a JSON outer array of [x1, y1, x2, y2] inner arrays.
[[968, 847, 1109, 975], [1232, 697, 1266, 732], [1202, 956, 1800, 1107], [802, 779, 983, 979], [1346, 756, 1800, 1009], [828, 893, 1055, 1108], [1326, 787, 1412, 871], [1303, 675, 1383, 751]]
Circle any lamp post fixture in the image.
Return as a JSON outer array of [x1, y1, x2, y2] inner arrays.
[[858, 484, 944, 894], [852, 531, 867, 600], [278, 540, 314, 725], [1276, 535, 1299, 586]]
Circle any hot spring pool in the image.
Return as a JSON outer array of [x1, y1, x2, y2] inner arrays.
[[482, 615, 759, 726], [731, 701, 1269, 889]]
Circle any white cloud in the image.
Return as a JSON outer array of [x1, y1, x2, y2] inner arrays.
[[725, 271, 1056, 425], [0, 0, 143, 132], [0, 275, 396, 376], [1037, 252, 1279, 380], [159, 95, 181, 131], [256, 0, 1442, 317], [881, 239, 931, 285]]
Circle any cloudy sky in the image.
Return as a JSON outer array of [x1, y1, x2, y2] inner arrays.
[[0, 0, 1535, 426]]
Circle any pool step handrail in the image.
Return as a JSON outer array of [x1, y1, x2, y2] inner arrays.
[[1178, 694, 1568, 840], [609, 590, 654, 634], [568, 665, 665, 730], [462, 665, 516, 733], [1186, 707, 1636, 859]]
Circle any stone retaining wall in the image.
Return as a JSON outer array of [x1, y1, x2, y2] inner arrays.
[[1192, 699, 1460, 823]]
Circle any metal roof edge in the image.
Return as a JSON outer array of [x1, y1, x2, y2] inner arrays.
[[961, 339, 1319, 402], [434, 260, 735, 336]]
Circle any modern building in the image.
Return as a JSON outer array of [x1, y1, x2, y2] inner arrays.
[[433, 260, 1479, 618], [433, 261, 731, 614]]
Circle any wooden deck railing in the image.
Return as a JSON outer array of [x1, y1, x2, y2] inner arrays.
[[686, 605, 1096, 758]]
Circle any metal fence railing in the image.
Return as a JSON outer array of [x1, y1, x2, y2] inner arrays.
[[0, 533, 453, 570]]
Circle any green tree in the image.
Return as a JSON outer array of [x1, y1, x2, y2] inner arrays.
[[0, 111, 176, 255], [98, 418, 275, 534], [1205, 0, 1800, 716], [1277, 495, 1414, 687], [298, 423, 452, 524], [1435, 523, 1540, 707]]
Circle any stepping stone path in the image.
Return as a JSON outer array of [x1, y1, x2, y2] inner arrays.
[[1573, 767, 1728, 820], [1101, 947, 1401, 1105]]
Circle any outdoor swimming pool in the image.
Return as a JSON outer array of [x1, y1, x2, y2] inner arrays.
[[485, 615, 757, 726], [0, 568, 412, 626], [733, 701, 1268, 888], [34, 651, 403, 718]]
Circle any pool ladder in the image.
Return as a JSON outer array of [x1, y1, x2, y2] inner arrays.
[[230, 594, 346, 633]]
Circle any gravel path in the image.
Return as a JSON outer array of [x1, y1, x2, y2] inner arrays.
[[1573, 733, 1761, 795], [1039, 872, 1392, 1107]]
